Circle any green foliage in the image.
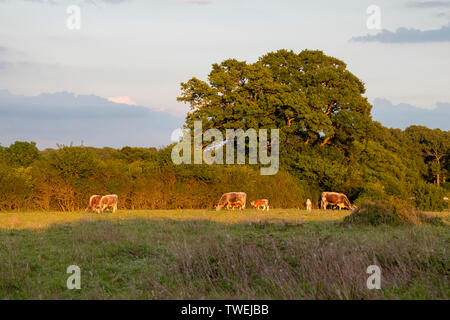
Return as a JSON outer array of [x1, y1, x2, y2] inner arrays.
[[403, 126, 450, 185], [178, 49, 372, 151], [0, 163, 33, 210], [0, 141, 40, 167], [413, 183, 448, 212], [354, 182, 387, 206]]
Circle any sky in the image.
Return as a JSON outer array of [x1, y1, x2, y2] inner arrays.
[[0, 0, 449, 125]]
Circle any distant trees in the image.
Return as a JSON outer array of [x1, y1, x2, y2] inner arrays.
[[403, 126, 449, 185], [0, 141, 40, 167], [0, 129, 447, 212], [0, 143, 307, 211]]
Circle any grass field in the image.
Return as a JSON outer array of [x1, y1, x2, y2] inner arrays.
[[0, 209, 449, 299]]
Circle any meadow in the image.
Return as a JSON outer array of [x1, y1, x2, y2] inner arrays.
[[0, 209, 448, 300]]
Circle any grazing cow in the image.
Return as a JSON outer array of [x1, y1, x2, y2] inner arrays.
[[87, 195, 101, 212], [320, 192, 354, 210], [250, 199, 270, 211], [306, 199, 312, 211], [227, 201, 244, 210], [216, 192, 247, 211], [96, 194, 118, 213]]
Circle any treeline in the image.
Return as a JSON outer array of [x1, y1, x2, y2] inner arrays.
[[0, 124, 448, 212], [0, 143, 305, 211]]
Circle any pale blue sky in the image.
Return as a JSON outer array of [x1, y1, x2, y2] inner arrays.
[[1, 0, 449, 115]]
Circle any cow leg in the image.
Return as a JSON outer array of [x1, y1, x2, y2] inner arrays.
[[113, 204, 117, 213]]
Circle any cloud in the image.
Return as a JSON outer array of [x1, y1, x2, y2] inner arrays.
[[351, 23, 450, 43], [407, 1, 450, 8], [108, 96, 137, 106], [372, 98, 450, 130], [0, 90, 183, 149], [436, 11, 450, 18]]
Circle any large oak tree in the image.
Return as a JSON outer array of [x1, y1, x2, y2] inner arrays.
[[178, 49, 373, 151]]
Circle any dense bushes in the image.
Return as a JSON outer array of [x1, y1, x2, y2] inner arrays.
[[343, 199, 444, 226], [0, 145, 308, 211], [413, 183, 448, 212], [0, 137, 448, 212]]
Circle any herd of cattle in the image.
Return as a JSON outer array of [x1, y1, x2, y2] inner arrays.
[[214, 191, 355, 211], [87, 194, 118, 213], [86, 191, 355, 213]]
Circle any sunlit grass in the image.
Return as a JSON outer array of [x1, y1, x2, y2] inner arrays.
[[0, 209, 448, 299], [0, 209, 353, 230]]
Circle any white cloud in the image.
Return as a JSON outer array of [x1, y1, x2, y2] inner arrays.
[[107, 96, 137, 105]]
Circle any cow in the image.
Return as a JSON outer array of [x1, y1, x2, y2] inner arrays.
[[306, 199, 312, 211], [227, 201, 244, 210], [444, 197, 449, 202], [250, 199, 269, 211], [320, 192, 354, 210], [216, 192, 247, 211], [87, 195, 101, 212], [96, 194, 118, 213]]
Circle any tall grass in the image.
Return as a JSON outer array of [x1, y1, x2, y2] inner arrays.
[[0, 210, 448, 299]]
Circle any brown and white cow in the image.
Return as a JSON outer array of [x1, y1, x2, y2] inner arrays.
[[306, 199, 312, 211], [227, 201, 244, 210], [87, 195, 101, 212], [320, 192, 354, 210], [96, 194, 118, 213], [250, 199, 269, 211], [216, 192, 247, 211]]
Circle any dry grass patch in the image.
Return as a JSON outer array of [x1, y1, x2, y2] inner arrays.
[[344, 200, 444, 226]]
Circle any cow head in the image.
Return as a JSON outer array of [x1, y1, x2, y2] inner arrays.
[[215, 204, 223, 211], [250, 201, 255, 207], [95, 204, 102, 213]]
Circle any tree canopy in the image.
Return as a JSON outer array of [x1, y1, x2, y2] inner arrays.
[[178, 49, 373, 150]]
